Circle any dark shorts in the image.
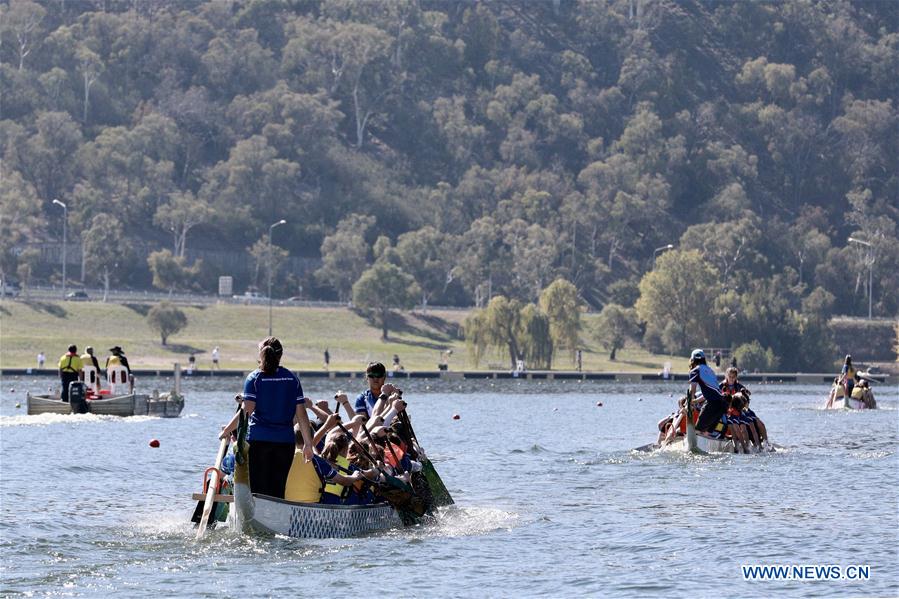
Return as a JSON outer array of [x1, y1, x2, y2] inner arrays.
[[696, 397, 728, 432], [248, 440, 295, 499]]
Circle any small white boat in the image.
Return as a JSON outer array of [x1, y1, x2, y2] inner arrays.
[[26, 391, 184, 417]]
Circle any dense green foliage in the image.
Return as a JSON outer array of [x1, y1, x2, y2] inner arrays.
[[2, 0, 897, 369], [146, 301, 187, 345]]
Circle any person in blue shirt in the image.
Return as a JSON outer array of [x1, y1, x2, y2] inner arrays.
[[688, 349, 729, 435], [220, 337, 314, 499], [354, 362, 398, 418]]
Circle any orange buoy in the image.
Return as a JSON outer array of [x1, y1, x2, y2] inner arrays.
[[149, 439, 160, 448]]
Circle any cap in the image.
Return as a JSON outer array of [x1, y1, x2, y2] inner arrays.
[[366, 362, 386, 377], [690, 349, 705, 361], [85, 346, 94, 353]]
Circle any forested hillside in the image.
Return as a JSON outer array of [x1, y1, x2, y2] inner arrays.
[[2, 0, 897, 368]]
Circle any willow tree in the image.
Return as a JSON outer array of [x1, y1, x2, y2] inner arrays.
[[538, 278, 581, 363]]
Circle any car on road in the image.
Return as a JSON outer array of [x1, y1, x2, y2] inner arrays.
[[65, 290, 90, 301], [0, 280, 20, 297]]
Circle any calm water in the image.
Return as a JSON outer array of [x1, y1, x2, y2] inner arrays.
[[1, 375, 897, 598]]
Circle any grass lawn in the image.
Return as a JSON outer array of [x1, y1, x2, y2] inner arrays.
[[0, 299, 685, 373]]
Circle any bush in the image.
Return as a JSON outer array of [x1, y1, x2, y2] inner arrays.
[[733, 340, 779, 372], [146, 302, 188, 345]]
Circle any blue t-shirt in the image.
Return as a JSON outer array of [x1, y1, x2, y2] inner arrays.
[[354, 389, 377, 418], [243, 366, 306, 443], [690, 364, 724, 403]]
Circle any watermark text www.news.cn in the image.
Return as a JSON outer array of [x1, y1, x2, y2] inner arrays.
[[742, 564, 870, 581]]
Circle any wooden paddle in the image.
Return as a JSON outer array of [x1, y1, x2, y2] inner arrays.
[[195, 435, 230, 540]]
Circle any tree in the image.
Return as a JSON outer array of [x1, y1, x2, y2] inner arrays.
[[635, 250, 717, 354], [316, 214, 375, 301], [733, 340, 779, 373], [538, 278, 581, 363], [352, 262, 419, 340], [15, 248, 40, 298], [0, 167, 42, 286], [147, 249, 201, 296], [518, 303, 553, 369], [463, 295, 524, 369], [147, 302, 188, 346], [594, 304, 639, 361], [154, 191, 213, 258], [82, 214, 131, 302], [247, 237, 289, 291], [0, 0, 46, 71], [395, 226, 455, 309]]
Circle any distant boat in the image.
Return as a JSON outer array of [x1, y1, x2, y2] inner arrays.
[[26, 390, 184, 418]]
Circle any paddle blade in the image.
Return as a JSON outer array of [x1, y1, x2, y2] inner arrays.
[[422, 458, 454, 507]]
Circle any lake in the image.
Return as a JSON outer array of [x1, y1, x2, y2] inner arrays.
[[1, 376, 897, 597]]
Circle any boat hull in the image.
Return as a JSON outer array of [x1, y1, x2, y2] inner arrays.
[[233, 482, 402, 538], [26, 392, 183, 417], [659, 434, 735, 454], [828, 397, 869, 410]]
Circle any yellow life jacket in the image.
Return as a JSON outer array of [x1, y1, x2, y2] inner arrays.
[[850, 385, 865, 400], [845, 365, 856, 382], [107, 355, 122, 368], [323, 455, 350, 499], [58, 353, 82, 373], [284, 451, 322, 503]]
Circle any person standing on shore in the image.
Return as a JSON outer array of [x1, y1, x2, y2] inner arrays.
[[324, 348, 330, 370], [211, 346, 220, 370], [58, 345, 83, 402], [37, 352, 46, 369]]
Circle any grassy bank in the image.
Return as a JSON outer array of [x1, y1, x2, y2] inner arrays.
[[0, 299, 683, 373]]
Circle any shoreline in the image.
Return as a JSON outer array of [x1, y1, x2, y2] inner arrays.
[[0, 367, 888, 384]]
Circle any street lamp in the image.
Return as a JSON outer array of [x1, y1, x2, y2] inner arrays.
[[652, 244, 674, 265], [52, 199, 67, 298], [268, 219, 287, 336], [848, 237, 874, 319]]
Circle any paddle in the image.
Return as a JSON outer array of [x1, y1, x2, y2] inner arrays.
[[194, 435, 230, 539], [399, 411, 454, 507], [334, 422, 425, 519], [684, 388, 700, 454]]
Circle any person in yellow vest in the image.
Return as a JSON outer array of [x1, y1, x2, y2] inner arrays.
[[104, 346, 131, 378], [58, 345, 83, 402], [284, 425, 361, 503]]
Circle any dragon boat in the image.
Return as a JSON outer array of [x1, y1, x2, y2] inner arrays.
[[193, 410, 454, 539]]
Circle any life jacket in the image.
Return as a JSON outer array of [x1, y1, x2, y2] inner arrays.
[[283, 451, 323, 503], [844, 365, 856, 382], [107, 355, 122, 368], [678, 409, 699, 435], [59, 353, 81, 373], [323, 455, 351, 500], [850, 385, 865, 400], [384, 442, 405, 469]]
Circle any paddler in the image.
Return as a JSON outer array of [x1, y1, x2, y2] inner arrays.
[[687, 349, 730, 438], [825, 354, 857, 408], [284, 426, 362, 503], [354, 362, 398, 418]]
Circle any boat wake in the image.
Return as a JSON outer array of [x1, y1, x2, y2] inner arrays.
[[400, 505, 521, 539], [0, 412, 158, 427]]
